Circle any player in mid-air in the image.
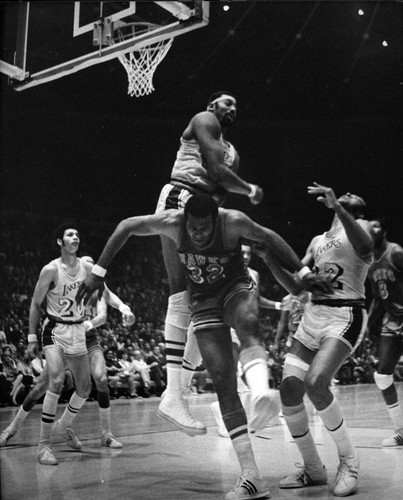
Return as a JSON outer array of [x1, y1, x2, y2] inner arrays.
[[155, 91, 264, 437]]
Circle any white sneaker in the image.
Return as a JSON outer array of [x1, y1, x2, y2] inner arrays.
[[52, 420, 82, 450], [158, 392, 206, 436], [279, 464, 327, 489], [37, 446, 58, 465], [249, 390, 279, 432], [101, 434, 123, 449], [0, 426, 17, 447], [225, 469, 271, 499], [382, 432, 403, 447], [333, 453, 360, 497]]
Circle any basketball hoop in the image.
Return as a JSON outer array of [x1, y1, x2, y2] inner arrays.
[[109, 22, 173, 97]]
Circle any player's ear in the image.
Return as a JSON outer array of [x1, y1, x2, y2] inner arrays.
[[207, 103, 215, 112], [56, 238, 62, 247]]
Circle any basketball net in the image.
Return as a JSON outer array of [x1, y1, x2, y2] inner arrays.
[[111, 23, 173, 97]]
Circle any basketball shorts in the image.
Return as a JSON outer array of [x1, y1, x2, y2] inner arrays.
[[155, 183, 193, 213], [294, 301, 367, 353], [190, 276, 254, 333], [380, 312, 403, 338], [42, 318, 87, 356], [86, 330, 102, 353]]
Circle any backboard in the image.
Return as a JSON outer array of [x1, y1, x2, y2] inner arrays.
[[0, 1, 209, 92]]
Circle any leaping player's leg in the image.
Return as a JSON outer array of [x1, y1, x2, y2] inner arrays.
[[88, 346, 123, 448], [0, 365, 49, 447], [375, 334, 403, 447], [157, 234, 205, 435]]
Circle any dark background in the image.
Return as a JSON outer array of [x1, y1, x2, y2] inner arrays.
[[1, 1, 402, 257]]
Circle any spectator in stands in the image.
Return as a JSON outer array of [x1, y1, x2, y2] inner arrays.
[[147, 345, 167, 396]]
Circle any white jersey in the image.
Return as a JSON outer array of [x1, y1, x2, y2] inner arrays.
[[170, 136, 236, 194], [310, 226, 371, 303], [46, 257, 87, 322]]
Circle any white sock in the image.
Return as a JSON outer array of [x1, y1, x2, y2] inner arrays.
[[57, 392, 87, 430], [386, 402, 403, 432], [9, 406, 30, 431], [239, 345, 269, 397], [99, 407, 111, 435]]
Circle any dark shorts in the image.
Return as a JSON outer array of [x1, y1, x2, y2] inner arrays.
[[381, 312, 403, 338], [190, 276, 254, 333]]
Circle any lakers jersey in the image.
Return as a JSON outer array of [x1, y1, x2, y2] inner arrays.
[[171, 136, 236, 194], [178, 211, 248, 296], [46, 258, 87, 321], [311, 225, 372, 302], [369, 242, 403, 316]]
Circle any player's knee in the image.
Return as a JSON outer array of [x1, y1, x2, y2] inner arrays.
[[236, 311, 259, 337], [280, 376, 304, 406], [305, 372, 328, 399], [94, 372, 108, 391], [374, 371, 394, 391]]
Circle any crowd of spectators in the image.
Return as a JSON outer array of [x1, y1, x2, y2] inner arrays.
[[1, 210, 402, 407]]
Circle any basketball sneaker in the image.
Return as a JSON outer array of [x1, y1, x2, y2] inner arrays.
[[333, 453, 360, 497], [248, 390, 279, 432], [279, 464, 327, 489], [52, 420, 82, 450], [37, 446, 58, 466], [158, 390, 206, 436], [101, 433, 123, 449], [382, 431, 403, 447], [225, 469, 271, 499], [0, 426, 17, 447]]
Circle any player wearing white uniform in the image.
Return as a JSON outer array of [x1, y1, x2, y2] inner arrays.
[[260, 184, 373, 497], [155, 91, 264, 436], [0, 264, 135, 449], [27, 223, 93, 465]]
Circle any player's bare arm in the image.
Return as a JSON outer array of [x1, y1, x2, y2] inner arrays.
[[308, 182, 373, 257], [192, 112, 263, 204], [225, 210, 332, 294], [76, 210, 182, 303], [27, 262, 57, 351]]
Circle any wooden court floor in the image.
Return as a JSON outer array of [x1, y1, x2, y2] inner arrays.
[[1, 383, 402, 500]]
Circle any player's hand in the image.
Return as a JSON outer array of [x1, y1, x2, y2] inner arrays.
[[76, 274, 105, 304], [120, 306, 135, 326], [281, 296, 292, 311], [27, 341, 39, 357], [248, 184, 264, 205], [307, 182, 340, 211], [302, 272, 334, 294]]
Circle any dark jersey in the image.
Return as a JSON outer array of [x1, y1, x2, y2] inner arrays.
[[369, 242, 403, 317], [177, 211, 248, 296]]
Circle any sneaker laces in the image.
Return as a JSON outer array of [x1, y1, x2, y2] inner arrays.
[[336, 460, 358, 482]]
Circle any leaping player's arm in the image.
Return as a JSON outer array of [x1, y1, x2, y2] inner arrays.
[[28, 262, 57, 345], [191, 112, 261, 202]]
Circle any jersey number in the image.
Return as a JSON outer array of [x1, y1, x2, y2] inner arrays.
[[188, 263, 224, 285], [59, 298, 83, 318], [315, 263, 344, 290], [377, 280, 389, 299]]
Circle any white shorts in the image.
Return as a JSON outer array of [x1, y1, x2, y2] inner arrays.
[[155, 183, 193, 213], [42, 318, 87, 356], [294, 302, 367, 353]]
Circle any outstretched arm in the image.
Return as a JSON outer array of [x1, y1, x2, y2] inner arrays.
[[103, 285, 135, 326], [307, 182, 373, 257], [76, 210, 181, 304]]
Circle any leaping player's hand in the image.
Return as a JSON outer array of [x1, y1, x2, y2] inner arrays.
[[248, 184, 264, 205], [302, 272, 334, 294], [307, 182, 340, 211], [76, 274, 105, 304]]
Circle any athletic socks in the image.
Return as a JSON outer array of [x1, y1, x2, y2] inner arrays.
[[38, 391, 59, 449], [56, 392, 87, 431]]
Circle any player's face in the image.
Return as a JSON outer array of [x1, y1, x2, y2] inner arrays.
[[337, 193, 365, 214], [241, 245, 252, 266], [370, 220, 385, 246], [186, 214, 215, 249], [213, 97, 237, 127], [61, 229, 80, 253]]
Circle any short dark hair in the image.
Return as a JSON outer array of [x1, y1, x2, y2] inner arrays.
[[53, 221, 79, 246], [207, 91, 236, 106], [184, 194, 218, 221]]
